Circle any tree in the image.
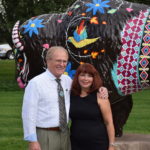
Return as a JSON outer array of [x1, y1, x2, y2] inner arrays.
[[0, 0, 75, 45]]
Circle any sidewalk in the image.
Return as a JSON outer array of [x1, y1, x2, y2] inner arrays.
[[115, 133, 150, 150]]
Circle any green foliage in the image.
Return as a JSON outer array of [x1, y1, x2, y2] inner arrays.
[[0, 0, 75, 44]]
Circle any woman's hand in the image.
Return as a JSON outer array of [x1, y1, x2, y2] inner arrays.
[[108, 145, 115, 150], [108, 142, 117, 150], [97, 87, 109, 100]]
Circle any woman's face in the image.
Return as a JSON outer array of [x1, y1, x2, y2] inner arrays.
[[78, 72, 93, 90]]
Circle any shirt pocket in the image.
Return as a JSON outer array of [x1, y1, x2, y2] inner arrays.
[[40, 88, 58, 103]]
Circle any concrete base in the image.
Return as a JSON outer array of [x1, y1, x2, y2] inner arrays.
[[115, 134, 150, 150]]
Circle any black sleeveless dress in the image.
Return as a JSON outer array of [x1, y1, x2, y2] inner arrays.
[[69, 92, 109, 150]]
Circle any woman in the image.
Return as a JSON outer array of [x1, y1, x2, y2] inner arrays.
[[70, 63, 116, 150]]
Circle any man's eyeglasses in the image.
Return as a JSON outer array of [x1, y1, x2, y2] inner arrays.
[[52, 59, 68, 64]]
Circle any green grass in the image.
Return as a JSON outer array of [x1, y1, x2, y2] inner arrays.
[[124, 89, 150, 134], [0, 60, 27, 150], [0, 91, 28, 150], [0, 60, 150, 149], [0, 59, 21, 91], [0, 60, 16, 80]]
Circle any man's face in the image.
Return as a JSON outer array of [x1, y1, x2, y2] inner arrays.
[[47, 50, 68, 78]]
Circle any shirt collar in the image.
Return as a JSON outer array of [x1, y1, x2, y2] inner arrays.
[[46, 69, 63, 80]]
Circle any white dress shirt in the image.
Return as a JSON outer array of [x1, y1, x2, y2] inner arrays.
[[22, 69, 72, 141]]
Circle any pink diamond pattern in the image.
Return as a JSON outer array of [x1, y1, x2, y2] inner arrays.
[[116, 10, 149, 95], [141, 82, 150, 88], [143, 34, 150, 43], [138, 12, 150, 89], [139, 58, 149, 68], [141, 46, 150, 55], [140, 71, 148, 80], [145, 23, 150, 31]]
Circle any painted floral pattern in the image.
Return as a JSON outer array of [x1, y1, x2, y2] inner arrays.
[[86, 0, 110, 15], [22, 18, 45, 37]]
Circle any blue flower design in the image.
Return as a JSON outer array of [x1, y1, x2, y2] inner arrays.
[[65, 62, 76, 79], [86, 0, 110, 15], [22, 18, 45, 37]]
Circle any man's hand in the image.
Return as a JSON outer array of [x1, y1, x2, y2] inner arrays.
[[29, 141, 41, 150], [97, 87, 109, 99]]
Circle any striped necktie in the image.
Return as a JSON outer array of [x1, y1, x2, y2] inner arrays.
[[55, 78, 67, 132]]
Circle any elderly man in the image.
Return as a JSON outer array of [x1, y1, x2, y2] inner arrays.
[[22, 46, 72, 150]]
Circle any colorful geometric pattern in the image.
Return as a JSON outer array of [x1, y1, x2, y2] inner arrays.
[[139, 11, 150, 88], [112, 10, 149, 95]]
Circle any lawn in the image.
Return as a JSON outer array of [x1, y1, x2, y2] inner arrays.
[[0, 59, 20, 91], [0, 59, 27, 150], [124, 89, 150, 134], [0, 91, 27, 150], [0, 59, 150, 150]]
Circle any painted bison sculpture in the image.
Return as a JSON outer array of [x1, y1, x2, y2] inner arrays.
[[12, 0, 150, 136]]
